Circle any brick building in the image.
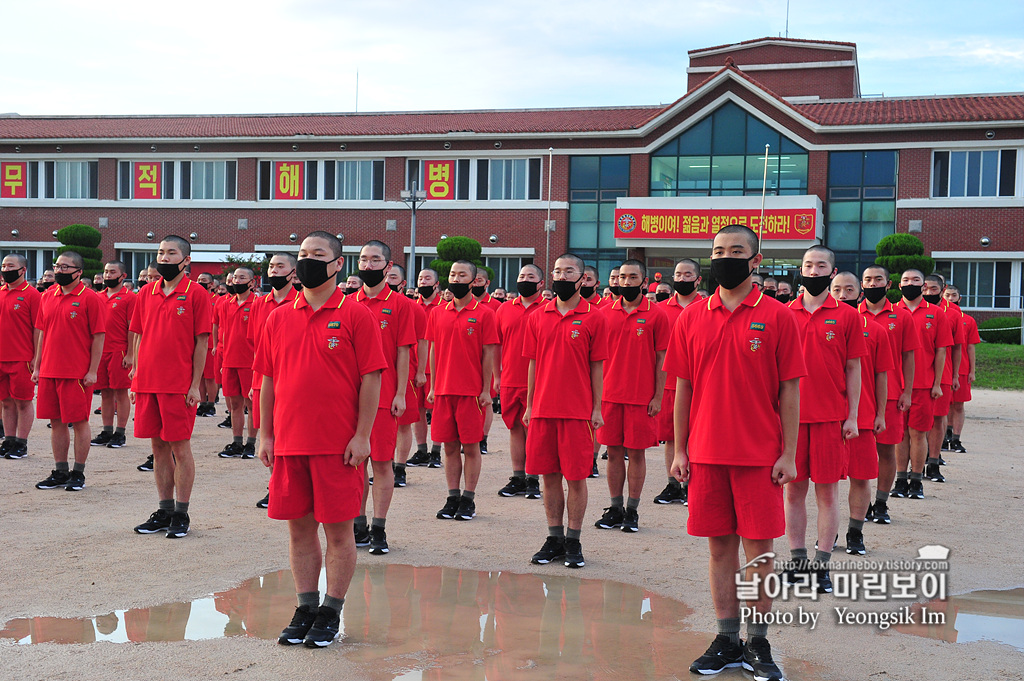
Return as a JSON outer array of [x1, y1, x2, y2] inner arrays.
[[1, 36, 1022, 313]]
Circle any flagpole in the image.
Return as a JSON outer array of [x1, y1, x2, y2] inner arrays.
[[759, 143, 770, 252]]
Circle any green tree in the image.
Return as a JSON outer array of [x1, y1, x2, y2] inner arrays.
[[428, 236, 492, 289], [56, 224, 104, 279], [875, 234, 935, 302], [220, 254, 268, 282]]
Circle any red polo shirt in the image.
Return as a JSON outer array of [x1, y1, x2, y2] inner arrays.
[[355, 286, 417, 407], [101, 287, 136, 354], [522, 298, 608, 420], [663, 287, 806, 467], [659, 293, 695, 330], [585, 295, 605, 309], [858, 300, 920, 400], [218, 293, 257, 369], [495, 295, 543, 389], [897, 298, 954, 390], [253, 287, 387, 457], [476, 293, 502, 313], [0, 280, 41, 362], [426, 298, 499, 397], [129, 277, 212, 394], [601, 298, 670, 405], [36, 282, 106, 379], [787, 294, 867, 424], [940, 302, 966, 384], [248, 287, 299, 391], [951, 307, 981, 375], [857, 315, 894, 430]]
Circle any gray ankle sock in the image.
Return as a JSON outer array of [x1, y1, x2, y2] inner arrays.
[[718, 617, 741, 645], [448, 489, 461, 498], [159, 499, 174, 512], [909, 471, 923, 481], [431, 444, 442, 454], [526, 474, 539, 482], [791, 548, 808, 562], [297, 591, 319, 609], [462, 490, 475, 500], [73, 462, 85, 472], [667, 476, 680, 487], [416, 443, 427, 454], [566, 528, 581, 540], [875, 490, 890, 503], [513, 470, 526, 480], [814, 550, 831, 567], [16, 437, 27, 445], [233, 435, 243, 445], [746, 621, 769, 639], [626, 497, 640, 510], [102, 425, 113, 433], [548, 525, 564, 538], [175, 501, 189, 514], [610, 495, 624, 510], [371, 517, 386, 529], [115, 427, 125, 435], [896, 471, 909, 480], [355, 515, 367, 529], [246, 437, 256, 446], [926, 457, 938, 465], [322, 595, 345, 613], [849, 517, 864, 532], [56, 461, 69, 472]]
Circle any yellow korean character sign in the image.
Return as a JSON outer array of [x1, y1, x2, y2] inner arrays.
[[274, 162, 304, 200], [424, 160, 454, 200], [1, 162, 28, 199], [134, 163, 162, 199]]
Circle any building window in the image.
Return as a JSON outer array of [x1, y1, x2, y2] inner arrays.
[[182, 161, 236, 200], [568, 155, 629, 282], [932, 150, 1017, 198], [406, 158, 541, 201], [118, 161, 177, 200], [650, 102, 808, 197], [119, 251, 159, 283], [827, 151, 899, 274], [935, 260, 1017, 309], [482, 255, 534, 292], [0, 248, 56, 281], [325, 160, 384, 201], [11, 161, 98, 200]]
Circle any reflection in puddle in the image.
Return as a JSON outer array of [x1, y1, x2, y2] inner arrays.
[[894, 587, 1024, 651]]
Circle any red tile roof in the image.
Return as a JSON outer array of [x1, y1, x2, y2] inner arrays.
[[793, 95, 1024, 126]]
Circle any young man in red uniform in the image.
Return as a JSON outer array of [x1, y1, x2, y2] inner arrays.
[[427, 260, 499, 522], [894, 269, 952, 500], [0, 254, 42, 460], [195, 271, 219, 418], [32, 251, 106, 492], [248, 253, 298, 509], [923, 273, 962, 483], [91, 261, 136, 450], [471, 268, 500, 454], [387, 264, 425, 489], [408, 268, 443, 468], [522, 253, 607, 569], [652, 257, 701, 505], [595, 259, 669, 534], [858, 265, 918, 525], [784, 246, 864, 594], [581, 266, 605, 308], [255, 231, 385, 649], [665, 226, 803, 681], [831, 273, 891, 555], [494, 264, 545, 500], [212, 268, 259, 459], [354, 241, 415, 554], [129, 236, 211, 538], [942, 285, 980, 454], [211, 272, 233, 430], [607, 267, 621, 302]]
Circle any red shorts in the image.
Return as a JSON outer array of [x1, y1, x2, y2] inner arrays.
[[953, 375, 972, 403], [431, 395, 484, 444], [221, 367, 253, 398], [36, 377, 91, 423], [500, 386, 527, 430], [931, 384, 953, 417], [525, 417, 594, 481], [687, 463, 785, 540], [658, 388, 675, 442], [95, 351, 131, 391], [847, 431, 878, 480], [268, 454, 364, 524], [134, 392, 198, 442], [202, 348, 215, 380], [251, 388, 262, 430], [906, 389, 934, 433], [876, 399, 904, 446], [597, 401, 658, 450], [371, 408, 397, 462], [397, 379, 419, 426], [214, 351, 223, 383], [794, 422, 848, 484], [417, 373, 433, 410], [0, 361, 34, 401]]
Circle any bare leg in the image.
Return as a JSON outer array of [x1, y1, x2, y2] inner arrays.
[[740, 537, 777, 618], [509, 422, 526, 471], [244, 397, 256, 439], [461, 442, 482, 492], [785, 478, 810, 551], [542, 474, 565, 526], [708, 535, 742, 619], [625, 448, 646, 499], [322, 520, 357, 599], [848, 478, 871, 522], [289, 514, 323, 594], [950, 402, 966, 435], [813, 481, 839, 552], [227, 395, 243, 439], [152, 438, 176, 500], [396, 424, 412, 466], [606, 445, 626, 498], [101, 390, 116, 428], [1, 399, 15, 436], [370, 459, 395, 519], [51, 419, 71, 463], [565, 478, 588, 531], [444, 442, 462, 491], [908, 428, 927, 473], [72, 420, 91, 464], [876, 443, 896, 496], [168, 440, 196, 502], [15, 399, 34, 439], [114, 389, 131, 429]]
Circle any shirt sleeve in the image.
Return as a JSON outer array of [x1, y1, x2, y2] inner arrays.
[[966, 316, 981, 345], [395, 299, 417, 348], [949, 311, 966, 345], [247, 297, 261, 344], [776, 307, 807, 382], [874, 325, 894, 375], [652, 306, 670, 353], [588, 313, 609, 363], [662, 307, 691, 381], [900, 312, 920, 353], [351, 304, 389, 376], [935, 309, 954, 349], [844, 306, 868, 360], [193, 288, 213, 337], [478, 307, 499, 346], [522, 313, 538, 360], [129, 294, 144, 335], [87, 292, 107, 335], [425, 310, 437, 343], [29, 288, 42, 328], [252, 314, 275, 379]]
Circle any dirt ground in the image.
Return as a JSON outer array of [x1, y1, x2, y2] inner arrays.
[[0, 388, 1021, 681]]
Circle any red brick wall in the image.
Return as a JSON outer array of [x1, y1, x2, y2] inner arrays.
[[899, 207, 1024, 253], [688, 66, 857, 99], [689, 43, 855, 68]]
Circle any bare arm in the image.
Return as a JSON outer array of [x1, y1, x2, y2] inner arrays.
[[414, 339, 427, 387], [874, 371, 887, 433], [899, 350, 914, 411], [773, 377, 801, 485], [258, 375, 276, 468], [392, 345, 410, 417], [210, 323, 219, 353], [589, 360, 603, 429], [649, 349, 667, 417], [124, 332, 137, 368], [950, 344, 962, 391], [671, 377, 692, 483], [30, 329, 42, 379], [188, 333, 209, 407], [842, 357, 861, 439], [345, 370, 382, 467], [967, 344, 977, 383], [523, 358, 536, 426], [479, 344, 497, 408], [932, 347, 946, 398], [83, 332, 105, 387]]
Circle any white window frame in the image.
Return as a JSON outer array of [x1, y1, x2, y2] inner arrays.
[[930, 149, 1021, 199]]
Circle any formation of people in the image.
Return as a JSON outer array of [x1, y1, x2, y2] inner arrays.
[[0, 227, 982, 678]]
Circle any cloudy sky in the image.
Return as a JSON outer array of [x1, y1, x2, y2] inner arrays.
[[2, 0, 1022, 116]]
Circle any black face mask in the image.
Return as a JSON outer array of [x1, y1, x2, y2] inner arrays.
[[102, 277, 121, 289], [552, 275, 583, 302], [673, 280, 696, 297], [620, 285, 643, 302], [801, 275, 833, 297], [762, 288, 777, 299], [266, 271, 293, 291], [449, 282, 472, 299], [38, 281, 54, 291], [197, 281, 210, 291], [344, 286, 360, 296], [579, 285, 595, 299], [231, 283, 251, 295], [359, 267, 387, 288], [609, 285, 621, 297], [417, 285, 436, 299], [156, 260, 184, 282], [951, 300, 960, 307], [775, 293, 791, 304], [55, 270, 79, 287], [923, 294, 942, 305], [710, 256, 755, 290], [296, 258, 335, 289], [472, 285, 486, 297], [1, 269, 22, 284], [901, 284, 923, 301], [863, 286, 888, 304], [841, 298, 859, 308], [516, 281, 539, 298], [389, 284, 403, 293], [655, 292, 671, 302]]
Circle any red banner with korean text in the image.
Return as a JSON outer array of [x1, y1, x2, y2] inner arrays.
[[275, 161, 304, 200], [614, 208, 817, 240], [1, 162, 28, 199], [134, 162, 162, 199], [424, 160, 455, 200]]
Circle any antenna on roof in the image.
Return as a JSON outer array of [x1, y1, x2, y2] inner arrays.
[[355, 69, 359, 113], [785, 0, 790, 38]]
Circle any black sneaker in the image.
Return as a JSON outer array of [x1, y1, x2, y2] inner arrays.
[[278, 605, 317, 645], [0, 440, 11, 457], [217, 415, 232, 429], [90, 431, 113, 446], [4, 442, 28, 459], [742, 636, 785, 681], [407, 450, 430, 467], [926, 463, 945, 483], [428, 451, 442, 468], [36, 470, 71, 489], [941, 433, 951, 451], [436, 495, 460, 519], [689, 633, 744, 675], [872, 500, 891, 524], [134, 509, 173, 534], [600, 450, 608, 460], [393, 466, 407, 488], [846, 528, 866, 555], [531, 536, 565, 565], [106, 432, 127, 449], [908, 479, 924, 499], [200, 404, 217, 417], [241, 442, 256, 459], [498, 476, 526, 497], [455, 495, 476, 521], [94, 407, 102, 415], [589, 461, 599, 478], [64, 470, 86, 491], [217, 442, 244, 458], [653, 481, 685, 504], [891, 478, 909, 498], [166, 512, 190, 538], [137, 454, 154, 472], [781, 559, 810, 585], [369, 526, 389, 554], [595, 506, 624, 529], [864, 503, 876, 523], [480, 438, 488, 455], [814, 568, 833, 594], [938, 455, 947, 466], [951, 438, 967, 453], [354, 524, 370, 546], [256, 493, 269, 509], [563, 538, 585, 568], [524, 477, 542, 499], [621, 507, 639, 533], [303, 605, 340, 648]]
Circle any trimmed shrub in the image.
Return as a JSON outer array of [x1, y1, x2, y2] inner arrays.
[[57, 224, 102, 249], [430, 236, 487, 290], [978, 317, 1022, 345]]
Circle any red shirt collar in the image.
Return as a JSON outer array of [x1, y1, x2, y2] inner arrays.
[[707, 286, 764, 311], [355, 286, 393, 303], [611, 296, 652, 314], [294, 286, 347, 311], [790, 293, 838, 313], [54, 281, 88, 297], [1, 280, 30, 292], [897, 297, 933, 313], [541, 297, 592, 316], [153, 276, 194, 297], [444, 297, 480, 312], [858, 299, 896, 315]]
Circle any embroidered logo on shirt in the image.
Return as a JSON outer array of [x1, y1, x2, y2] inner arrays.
[[327, 336, 340, 349], [825, 330, 836, 341], [889, 322, 896, 330], [69, 311, 78, 319], [571, 330, 580, 339], [112, 302, 118, 308], [327, 321, 341, 329], [749, 338, 762, 352], [824, 319, 837, 325], [750, 322, 766, 331], [13, 303, 20, 310], [925, 322, 932, 330], [380, 320, 389, 330], [382, 308, 392, 315], [636, 328, 644, 337], [466, 327, 474, 335], [176, 306, 186, 316], [177, 295, 187, 301]]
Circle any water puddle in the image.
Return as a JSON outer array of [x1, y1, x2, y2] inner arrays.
[[893, 587, 1024, 651]]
